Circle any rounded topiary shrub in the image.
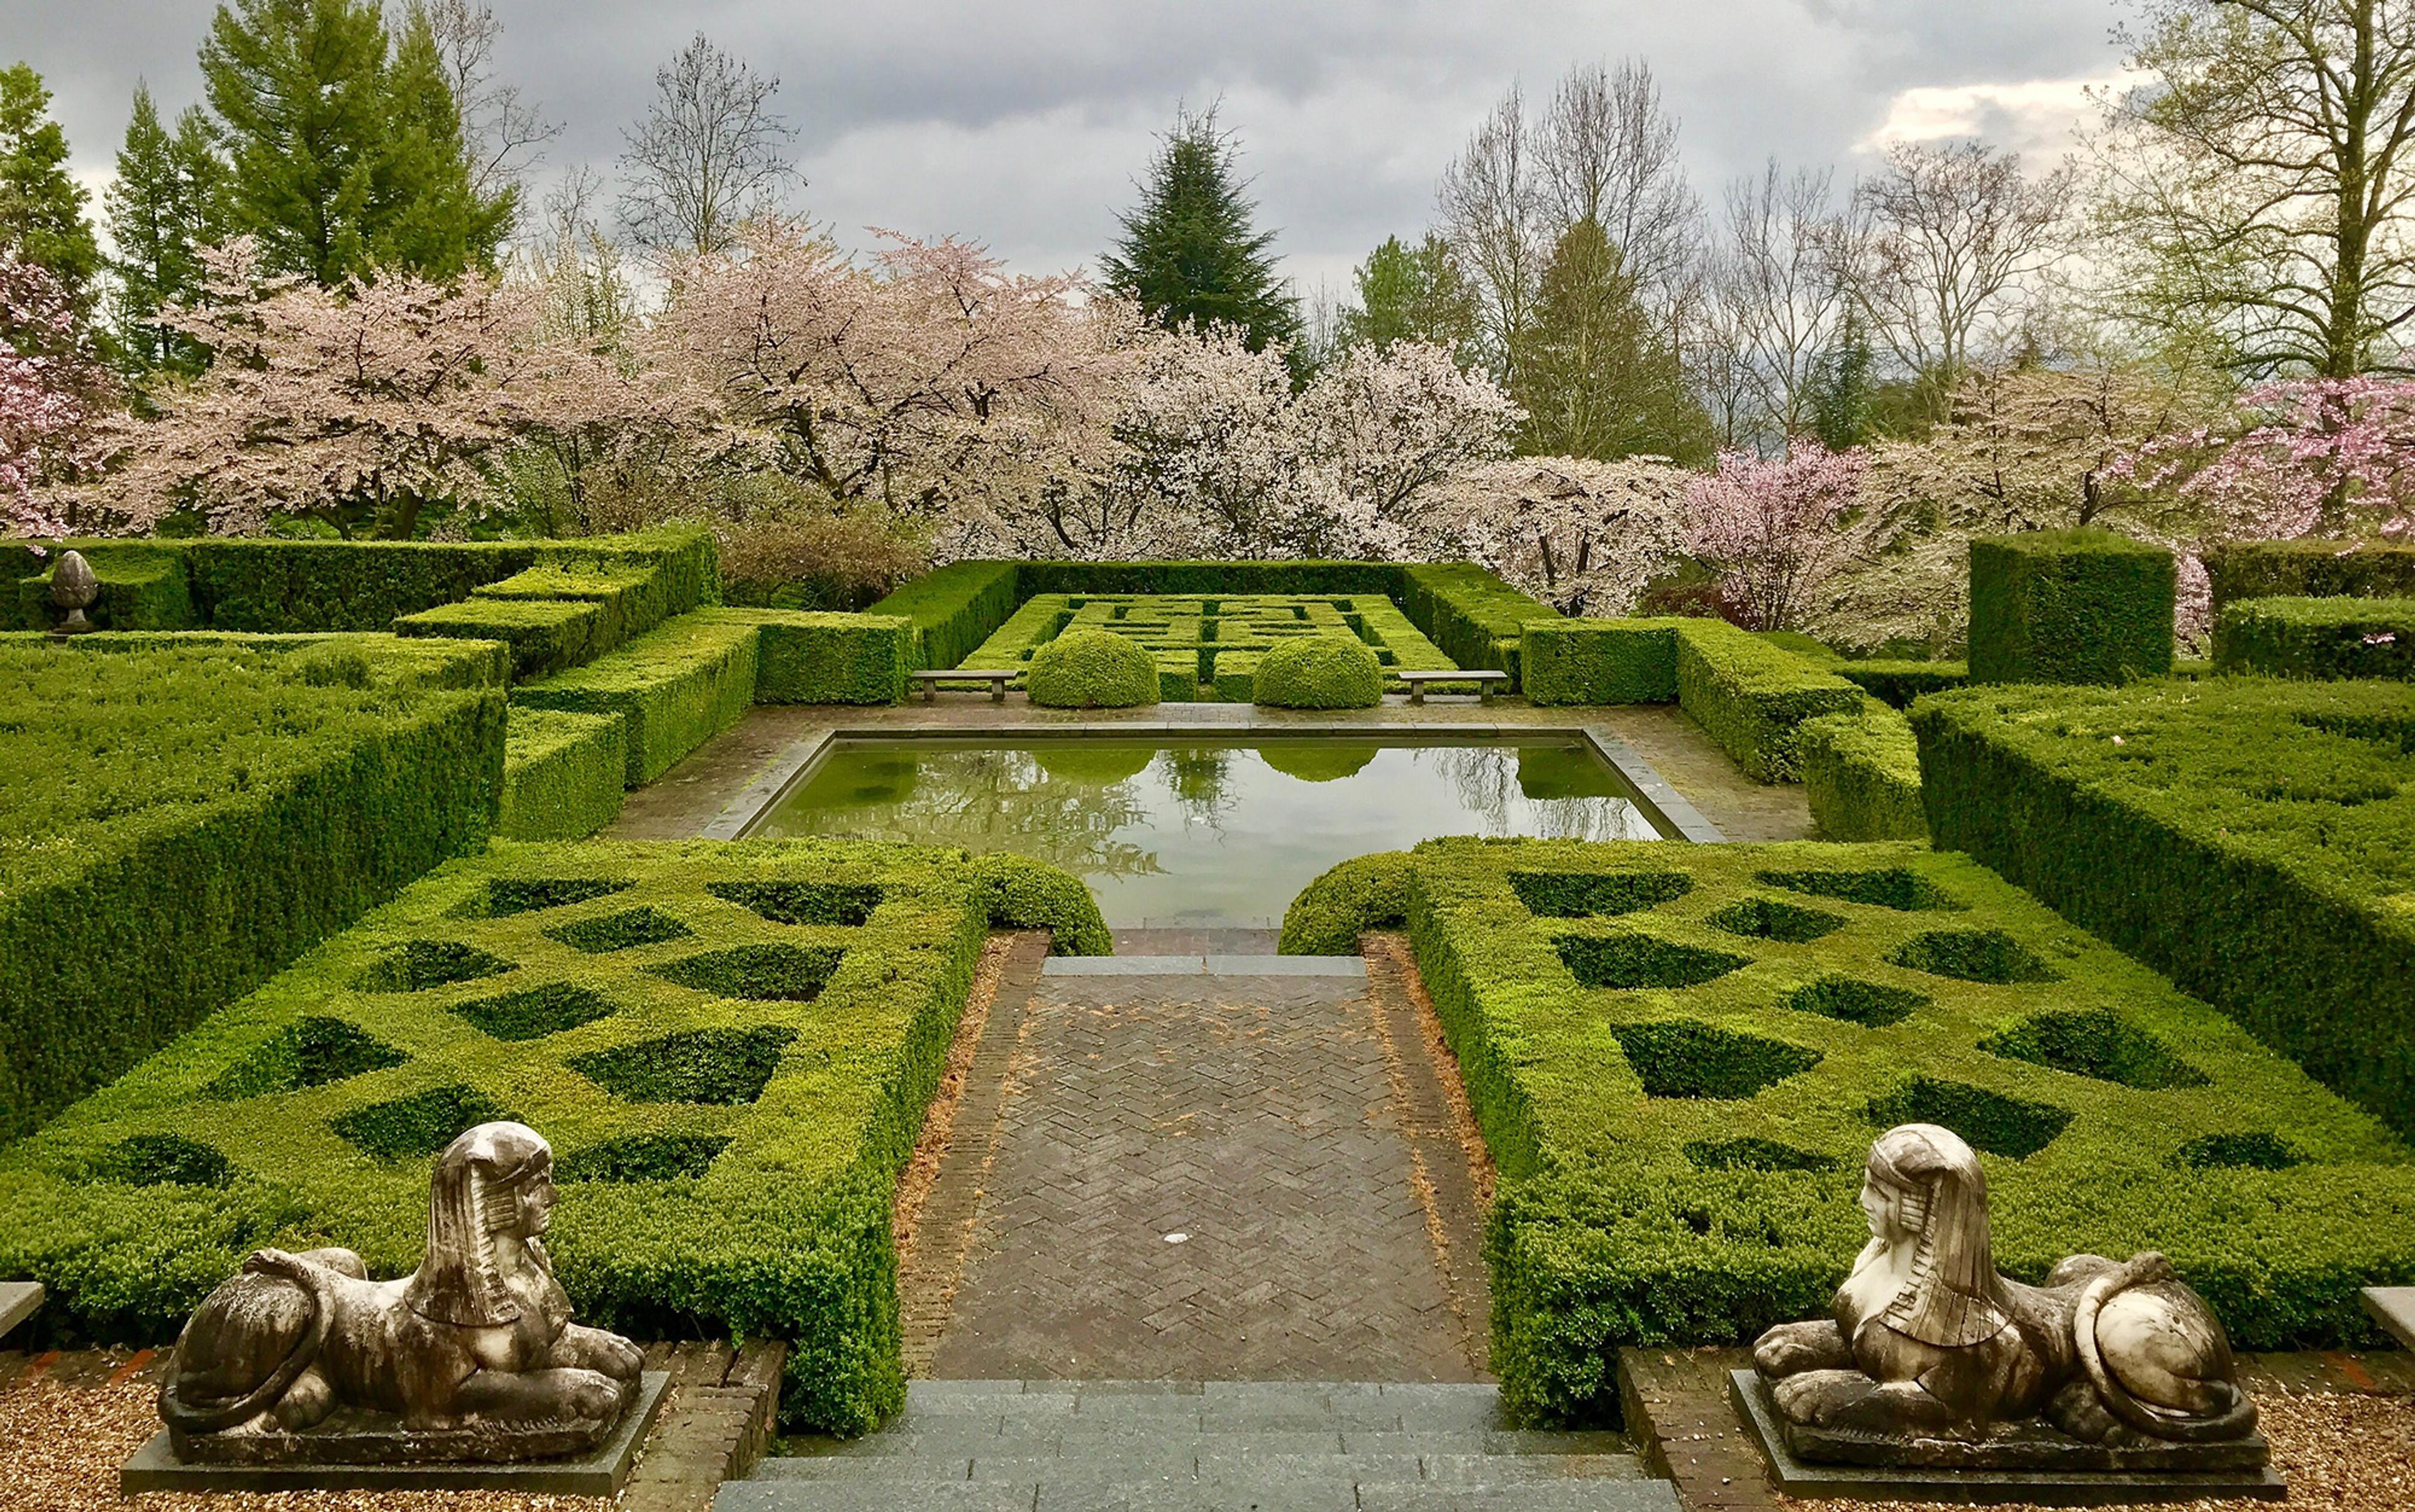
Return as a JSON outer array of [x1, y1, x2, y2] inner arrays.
[[1253, 634, 1384, 709], [1024, 628, 1160, 709]]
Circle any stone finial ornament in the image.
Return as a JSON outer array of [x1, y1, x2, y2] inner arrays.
[[48, 549, 99, 635], [157, 1122, 644, 1465], [1748, 1123, 2265, 1472]]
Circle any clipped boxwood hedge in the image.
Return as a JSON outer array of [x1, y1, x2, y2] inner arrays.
[[1835, 659, 1968, 708], [499, 708, 628, 841], [1968, 530, 2175, 685], [0, 839, 1109, 1433], [2212, 596, 2415, 681], [1914, 677, 2415, 1137], [16, 544, 194, 631], [701, 608, 911, 705], [1282, 837, 2415, 1425], [0, 635, 506, 1141], [512, 616, 760, 784], [1397, 563, 1561, 687], [394, 596, 602, 682], [1024, 627, 1160, 708], [1673, 620, 1867, 782], [1521, 618, 1687, 705], [2206, 538, 2415, 611], [865, 560, 1021, 672], [1253, 632, 1384, 709], [1799, 705, 1926, 840]]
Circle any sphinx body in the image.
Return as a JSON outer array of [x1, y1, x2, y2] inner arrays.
[[159, 1123, 644, 1460], [1752, 1123, 2258, 1461]]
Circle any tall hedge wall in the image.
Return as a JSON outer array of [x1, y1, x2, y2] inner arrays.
[[1672, 620, 1868, 782], [701, 608, 912, 705], [1799, 705, 1926, 840], [2206, 539, 2415, 611], [511, 616, 761, 786], [1968, 530, 2176, 685], [1284, 838, 2415, 1424], [1913, 678, 2415, 1137], [2212, 596, 2415, 681], [0, 635, 507, 1140]]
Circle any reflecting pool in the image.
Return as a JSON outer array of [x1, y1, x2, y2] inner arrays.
[[747, 738, 1664, 925]]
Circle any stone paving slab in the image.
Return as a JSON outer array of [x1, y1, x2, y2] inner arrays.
[[924, 963, 1487, 1382], [1040, 955, 1367, 978]]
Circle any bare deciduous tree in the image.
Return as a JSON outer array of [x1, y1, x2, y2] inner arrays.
[[1437, 84, 1550, 384], [412, 0, 557, 210], [1848, 140, 2072, 413], [1709, 160, 1853, 443], [617, 33, 801, 256], [2096, 0, 2415, 377], [1536, 60, 1702, 312]]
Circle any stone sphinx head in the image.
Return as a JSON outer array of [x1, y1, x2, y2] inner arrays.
[[403, 1121, 557, 1329], [1858, 1122, 2012, 1349]]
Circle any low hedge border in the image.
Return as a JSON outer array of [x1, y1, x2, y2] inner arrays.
[[699, 608, 911, 706], [2207, 539, 2415, 611], [2212, 596, 2415, 681], [394, 596, 602, 682], [0, 634, 507, 1141], [1913, 677, 2415, 1137], [499, 709, 628, 842], [1673, 620, 1868, 782], [865, 560, 1560, 689], [1969, 530, 2176, 685], [15, 544, 194, 631], [9, 526, 717, 636], [0, 838, 1109, 1435], [1800, 705, 1927, 841], [511, 617, 760, 786], [1836, 659, 1969, 707], [1282, 837, 2415, 1425]]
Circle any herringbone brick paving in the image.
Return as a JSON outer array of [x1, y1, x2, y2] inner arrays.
[[926, 954, 1488, 1382]]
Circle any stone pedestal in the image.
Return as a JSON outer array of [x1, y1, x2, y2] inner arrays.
[[121, 1369, 669, 1496], [1731, 1372, 2284, 1505]]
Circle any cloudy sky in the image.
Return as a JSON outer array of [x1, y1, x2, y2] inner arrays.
[[12, 0, 2133, 292]]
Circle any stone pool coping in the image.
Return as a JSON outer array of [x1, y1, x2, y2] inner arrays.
[[687, 711, 1726, 846]]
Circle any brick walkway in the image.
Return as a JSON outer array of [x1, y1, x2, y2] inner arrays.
[[911, 943, 1491, 1382]]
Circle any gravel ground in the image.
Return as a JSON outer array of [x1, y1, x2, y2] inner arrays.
[[1779, 1387, 2415, 1512], [0, 1373, 609, 1512]]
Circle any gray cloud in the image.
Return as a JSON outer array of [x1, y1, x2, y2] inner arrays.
[[13, 0, 2122, 286]]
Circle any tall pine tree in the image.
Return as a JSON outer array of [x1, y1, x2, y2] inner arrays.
[[108, 84, 231, 375], [1102, 108, 1303, 375], [0, 64, 103, 311], [201, 0, 506, 285], [1513, 217, 1709, 463]]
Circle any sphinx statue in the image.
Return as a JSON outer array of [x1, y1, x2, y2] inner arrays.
[[158, 1122, 646, 1464], [1747, 1123, 2265, 1472]]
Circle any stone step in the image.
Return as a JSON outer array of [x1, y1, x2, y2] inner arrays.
[[719, 1482, 1680, 1512], [730, 1382, 1677, 1512]]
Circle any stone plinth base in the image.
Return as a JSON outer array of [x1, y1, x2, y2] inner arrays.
[[1731, 1371, 2285, 1505], [121, 1370, 668, 1496]]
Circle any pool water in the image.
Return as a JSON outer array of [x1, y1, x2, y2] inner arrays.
[[747, 738, 1664, 925]]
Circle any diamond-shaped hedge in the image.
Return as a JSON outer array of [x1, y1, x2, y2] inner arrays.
[[461, 877, 633, 918], [207, 1016, 407, 1099], [1511, 870, 1692, 918], [353, 940, 514, 992], [569, 1026, 799, 1104], [331, 1084, 511, 1162], [449, 982, 616, 1042], [1610, 1020, 1821, 1099], [1889, 928, 2058, 984], [1708, 897, 1847, 944], [1865, 1075, 2073, 1159], [1982, 1008, 2210, 1090], [648, 944, 845, 1001], [544, 906, 695, 954], [1780, 975, 1928, 1028], [1556, 933, 1749, 990], [707, 881, 884, 926]]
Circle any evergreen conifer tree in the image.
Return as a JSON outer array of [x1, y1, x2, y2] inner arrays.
[[1804, 313, 1876, 452], [1102, 107, 1303, 375], [201, 0, 506, 284], [108, 85, 232, 375], [0, 64, 103, 310], [1338, 232, 1481, 365], [1513, 217, 1709, 462]]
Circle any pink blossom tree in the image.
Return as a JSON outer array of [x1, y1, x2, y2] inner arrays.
[[1682, 441, 1872, 631], [0, 255, 109, 538], [106, 242, 635, 538], [2121, 377, 2415, 543]]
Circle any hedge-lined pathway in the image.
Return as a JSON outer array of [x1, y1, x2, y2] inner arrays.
[[902, 933, 1493, 1382]]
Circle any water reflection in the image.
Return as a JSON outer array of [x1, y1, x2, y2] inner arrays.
[[752, 739, 1662, 925]]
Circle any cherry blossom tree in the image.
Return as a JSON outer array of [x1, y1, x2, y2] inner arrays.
[[0, 255, 109, 538], [2121, 377, 2415, 544], [106, 241, 636, 538], [1416, 455, 1687, 614], [1682, 441, 1871, 631], [643, 222, 1125, 533], [1289, 340, 1520, 558]]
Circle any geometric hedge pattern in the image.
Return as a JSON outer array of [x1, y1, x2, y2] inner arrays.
[[958, 593, 1465, 701]]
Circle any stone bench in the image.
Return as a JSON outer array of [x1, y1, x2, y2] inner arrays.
[[2363, 1287, 2415, 1351], [0, 1281, 42, 1343], [909, 669, 1017, 704], [1397, 670, 1510, 705]]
